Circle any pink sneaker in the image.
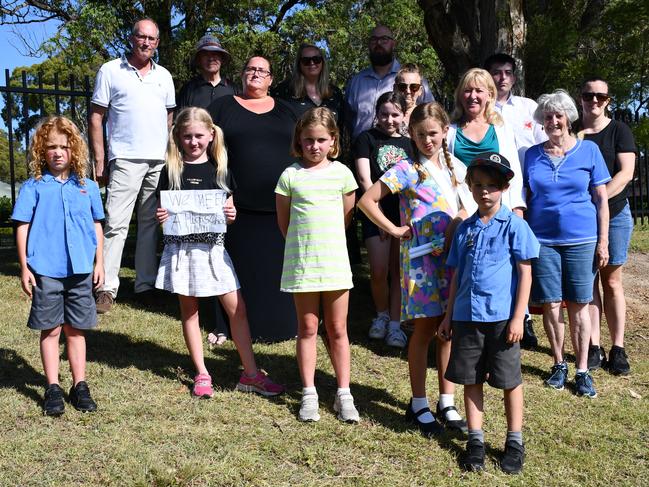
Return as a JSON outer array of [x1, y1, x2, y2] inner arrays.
[[192, 373, 214, 399], [235, 370, 285, 397]]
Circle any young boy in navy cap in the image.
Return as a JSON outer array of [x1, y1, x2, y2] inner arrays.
[[439, 151, 539, 474]]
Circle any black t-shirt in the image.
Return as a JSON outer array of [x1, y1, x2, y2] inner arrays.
[[583, 119, 636, 217], [271, 79, 345, 128], [208, 96, 298, 212], [176, 76, 236, 111], [353, 128, 414, 223], [156, 158, 236, 194]]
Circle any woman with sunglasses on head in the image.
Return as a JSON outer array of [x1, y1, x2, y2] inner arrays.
[[579, 78, 636, 376], [393, 63, 424, 129], [208, 55, 299, 342], [272, 43, 344, 127]]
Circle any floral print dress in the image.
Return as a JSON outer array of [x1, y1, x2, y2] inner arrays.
[[380, 158, 460, 320]]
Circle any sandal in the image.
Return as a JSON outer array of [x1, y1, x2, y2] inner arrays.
[[207, 332, 227, 347]]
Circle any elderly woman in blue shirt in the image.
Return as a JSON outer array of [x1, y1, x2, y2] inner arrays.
[[523, 89, 610, 399]]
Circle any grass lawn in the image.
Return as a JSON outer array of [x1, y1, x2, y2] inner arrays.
[[0, 229, 647, 486]]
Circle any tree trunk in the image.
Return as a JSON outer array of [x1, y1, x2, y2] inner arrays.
[[418, 0, 527, 92]]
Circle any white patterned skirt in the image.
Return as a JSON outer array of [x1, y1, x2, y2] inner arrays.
[[155, 242, 240, 297]]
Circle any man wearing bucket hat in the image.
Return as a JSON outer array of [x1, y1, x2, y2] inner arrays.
[[177, 34, 236, 110], [440, 150, 539, 474]]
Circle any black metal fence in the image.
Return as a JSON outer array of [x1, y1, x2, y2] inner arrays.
[[0, 69, 93, 222], [1, 69, 649, 228]]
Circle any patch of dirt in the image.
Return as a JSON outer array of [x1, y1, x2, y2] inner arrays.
[[620, 252, 649, 353]]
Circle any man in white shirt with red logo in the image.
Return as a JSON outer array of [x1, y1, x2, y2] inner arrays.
[[485, 53, 547, 350], [89, 18, 175, 313]]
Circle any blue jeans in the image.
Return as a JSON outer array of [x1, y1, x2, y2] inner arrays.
[[531, 242, 597, 303], [608, 202, 633, 266]]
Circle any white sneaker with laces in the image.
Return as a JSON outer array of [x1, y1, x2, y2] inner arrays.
[[385, 326, 407, 348], [368, 314, 389, 339], [298, 393, 320, 422], [333, 393, 360, 423]]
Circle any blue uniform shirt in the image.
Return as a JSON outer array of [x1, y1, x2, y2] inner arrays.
[[447, 205, 540, 322], [11, 173, 105, 278]]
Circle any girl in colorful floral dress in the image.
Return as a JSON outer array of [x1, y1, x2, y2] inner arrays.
[[358, 102, 474, 437]]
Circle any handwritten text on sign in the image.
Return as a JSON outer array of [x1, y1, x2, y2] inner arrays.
[[160, 189, 228, 235]]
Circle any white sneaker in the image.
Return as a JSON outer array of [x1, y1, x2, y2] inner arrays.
[[385, 326, 407, 348], [368, 314, 389, 339], [333, 393, 360, 423], [298, 393, 320, 422]]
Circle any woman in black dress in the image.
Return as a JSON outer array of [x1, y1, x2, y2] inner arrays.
[[208, 56, 298, 341]]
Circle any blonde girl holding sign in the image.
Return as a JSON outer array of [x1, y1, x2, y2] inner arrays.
[[156, 107, 284, 399]]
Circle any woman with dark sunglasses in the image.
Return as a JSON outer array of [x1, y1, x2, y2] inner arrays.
[[579, 77, 636, 376], [393, 63, 424, 128], [272, 43, 344, 127]]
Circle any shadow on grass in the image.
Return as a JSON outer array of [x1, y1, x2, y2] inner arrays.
[[0, 348, 44, 404]]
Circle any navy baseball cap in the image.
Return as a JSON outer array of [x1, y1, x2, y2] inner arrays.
[[468, 151, 515, 181]]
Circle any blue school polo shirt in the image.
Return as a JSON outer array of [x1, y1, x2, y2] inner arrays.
[[523, 139, 611, 245], [11, 173, 105, 278], [447, 205, 540, 322]]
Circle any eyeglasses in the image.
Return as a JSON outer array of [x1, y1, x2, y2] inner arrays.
[[300, 55, 324, 66], [133, 34, 158, 42], [244, 67, 272, 78], [397, 82, 421, 93], [369, 35, 394, 44], [581, 92, 609, 102]]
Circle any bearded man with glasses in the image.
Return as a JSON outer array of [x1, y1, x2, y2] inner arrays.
[[344, 24, 434, 140]]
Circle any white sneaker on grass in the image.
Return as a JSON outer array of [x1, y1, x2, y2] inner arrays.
[[368, 314, 390, 339], [385, 325, 407, 348], [333, 392, 360, 423], [298, 393, 320, 422]]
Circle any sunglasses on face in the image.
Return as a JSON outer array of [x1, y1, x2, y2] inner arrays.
[[581, 92, 609, 102], [397, 82, 421, 93], [300, 55, 323, 66]]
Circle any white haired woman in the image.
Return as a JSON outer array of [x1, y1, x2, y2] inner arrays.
[[523, 89, 611, 398]]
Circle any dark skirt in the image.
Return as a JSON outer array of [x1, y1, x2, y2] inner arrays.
[[225, 210, 297, 342]]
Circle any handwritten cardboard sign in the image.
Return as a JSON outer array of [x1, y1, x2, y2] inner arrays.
[[160, 189, 228, 236]]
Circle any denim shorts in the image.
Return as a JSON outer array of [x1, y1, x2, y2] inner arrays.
[[531, 242, 596, 304], [28, 273, 97, 330], [445, 320, 522, 390], [608, 202, 633, 266]]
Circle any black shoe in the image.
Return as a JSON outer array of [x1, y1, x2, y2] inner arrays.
[[461, 438, 485, 471], [436, 402, 468, 434], [43, 384, 65, 416], [405, 400, 444, 437], [69, 381, 97, 412], [500, 440, 525, 474], [606, 346, 630, 375], [587, 345, 607, 370], [520, 316, 538, 350]]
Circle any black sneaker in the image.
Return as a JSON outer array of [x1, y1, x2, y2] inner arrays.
[[587, 345, 607, 370], [436, 402, 468, 434], [43, 384, 65, 416], [500, 440, 525, 474], [520, 316, 538, 350], [69, 381, 97, 412], [606, 346, 630, 375], [405, 400, 444, 437], [461, 438, 485, 471]]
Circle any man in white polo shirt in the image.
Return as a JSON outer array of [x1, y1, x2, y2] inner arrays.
[[485, 53, 547, 349], [89, 18, 175, 313]]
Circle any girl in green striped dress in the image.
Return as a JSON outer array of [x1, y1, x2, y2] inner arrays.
[[275, 107, 359, 423]]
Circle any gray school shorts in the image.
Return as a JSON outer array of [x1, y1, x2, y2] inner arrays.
[[28, 273, 97, 331], [445, 320, 522, 390]]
